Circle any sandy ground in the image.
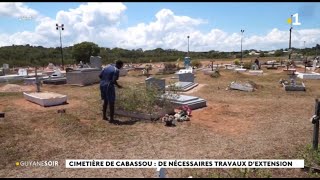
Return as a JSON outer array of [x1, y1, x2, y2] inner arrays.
[[0, 58, 319, 178]]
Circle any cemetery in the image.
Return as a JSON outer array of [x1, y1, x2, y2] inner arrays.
[[2, 55, 320, 178]]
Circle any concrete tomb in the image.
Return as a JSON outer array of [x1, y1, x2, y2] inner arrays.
[[66, 68, 100, 86], [146, 78, 206, 110], [161, 93, 206, 110], [23, 92, 67, 107], [281, 73, 306, 91], [43, 77, 67, 85], [234, 65, 247, 73]]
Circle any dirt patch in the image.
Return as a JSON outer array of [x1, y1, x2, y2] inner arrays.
[[0, 84, 34, 92], [190, 103, 253, 136]]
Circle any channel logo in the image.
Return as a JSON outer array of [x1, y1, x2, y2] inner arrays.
[[16, 161, 59, 167]]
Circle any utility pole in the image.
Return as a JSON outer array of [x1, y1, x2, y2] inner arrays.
[[240, 29, 244, 64], [56, 23, 64, 70], [187, 35, 190, 57], [289, 15, 293, 61]]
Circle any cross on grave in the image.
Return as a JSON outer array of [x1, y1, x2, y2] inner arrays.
[[310, 99, 320, 150], [35, 67, 41, 92], [288, 71, 297, 86]]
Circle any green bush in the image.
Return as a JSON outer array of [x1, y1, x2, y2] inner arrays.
[[163, 62, 177, 70], [234, 59, 241, 66], [242, 62, 252, 69], [210, 70, 220, 78], [115, 85, 174, 114], [191, 60, 202, 68]]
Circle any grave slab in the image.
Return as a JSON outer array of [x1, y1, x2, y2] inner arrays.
[[23, 92, 67, 107], [229, 82, 254, 92], [166, 82, 199, 92], [234, 68, 247, 73], [161, 93, 207, 110], [43, 77, 67, 85], [248, 70, 263, 75], [296, 72, 320, 80]]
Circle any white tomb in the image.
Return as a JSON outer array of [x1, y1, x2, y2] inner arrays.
[[23, 92, 67, 107]]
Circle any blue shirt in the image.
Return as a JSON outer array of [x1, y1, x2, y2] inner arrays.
[[99, 64, 119, 87]]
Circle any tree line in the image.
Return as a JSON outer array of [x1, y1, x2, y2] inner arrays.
[[0, 42, 319, 67]]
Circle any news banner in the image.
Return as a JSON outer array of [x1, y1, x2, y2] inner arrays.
[[66, 159, 304, 169]]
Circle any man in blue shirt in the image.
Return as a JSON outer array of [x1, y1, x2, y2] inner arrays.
[[99, 60, 124, 123]]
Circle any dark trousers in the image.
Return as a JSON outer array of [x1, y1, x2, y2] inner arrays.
[[103, 100, 115, 121]]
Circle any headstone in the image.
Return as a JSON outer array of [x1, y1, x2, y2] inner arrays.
[[3, 64, 9, 75], [90, 56, 102, 69], [3, 64, 9, 69], [66, 68, 100, 86], [18, 68, 28, 76], [178, 73, 194, 83], [312, 59, 317, 72], [48, 63, 55, 69], [184, 57, 191, 68], [145, 77, 165, 93], [50, 69, 63, 78]]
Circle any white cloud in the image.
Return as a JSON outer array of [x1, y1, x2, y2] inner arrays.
[[0, 2, 38, 19], [0, 2, 320, 52]]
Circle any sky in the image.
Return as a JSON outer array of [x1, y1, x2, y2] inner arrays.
[[0, 2, 319, 52]]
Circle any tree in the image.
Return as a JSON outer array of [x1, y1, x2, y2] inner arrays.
[[72, 41, 100, 63], [274, 50, 284, 57]]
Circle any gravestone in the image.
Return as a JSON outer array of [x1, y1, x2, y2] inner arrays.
[[178, 73, 194, 83], [18, 68, 28, 76], [66, 68, 100, 86], [312, 59, 317, 72], [145, 77, 166, 93], [184, 57, 191, 68], [90, 56, 102, 69], [3, 64, 9, 75], [50, 69, 63, 78]]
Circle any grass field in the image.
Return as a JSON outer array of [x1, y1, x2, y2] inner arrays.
[[1, 58, 320, 178]]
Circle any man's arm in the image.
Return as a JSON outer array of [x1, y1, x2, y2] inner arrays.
[[99, 69, 103, 79], [113, 69, 122, 88], [114, 80, 122, 88]]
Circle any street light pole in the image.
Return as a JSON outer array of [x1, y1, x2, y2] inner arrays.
[[56, 23, 64, 70], [289, 15, 293, 61], [240, 29, 244, 63], [187, 35, 190, 57]]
